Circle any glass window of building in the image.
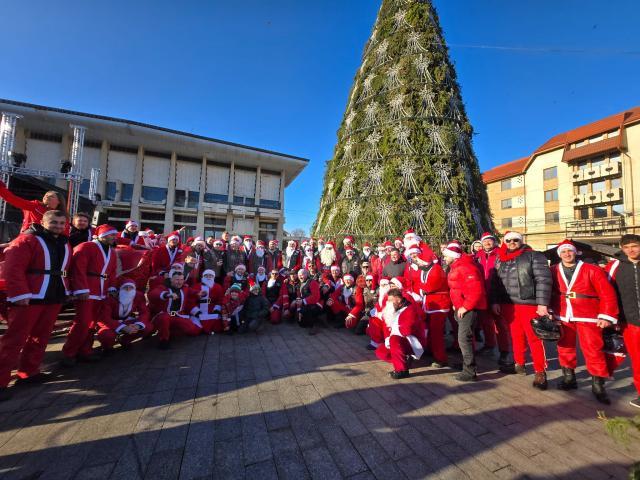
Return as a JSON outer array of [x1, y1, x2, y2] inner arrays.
[[577, 161, 588, 171], [501, 178, 512, 191], [577, 208, 589, 220], [501, 217, 512, 228], [543, 166, 557, 180], [609, 152, 621, 162], [592, 181, 606, 192], [121, 184, 133, 202], [593, 206, 608, 218], [141, 186, 168, 204], [545, 211, 559, 224], [591, 157, 605, 168], [611, 177, 622, 189], [578, 183, 588, 195], [612, 203, 624, 216], [105, 181, 117, 201], [501, 198, 512, 209], [544, 189, 558, 202]]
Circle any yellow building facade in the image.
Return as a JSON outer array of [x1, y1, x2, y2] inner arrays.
[[483, 107, 640, 250]]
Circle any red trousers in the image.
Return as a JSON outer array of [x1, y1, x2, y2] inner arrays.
[[96, 320, 153, 349], [376, 335, 413, 371], [62, 299, 107, 358], [557, 321, 608, 377], [500, 304, 547, 372], [367, 316, 385, 346], [270, 308, 282, 325], [426, 311, 448, 363], [153, 313, 201, 341], [623, 324, 640, 394], [0, 303, 62, 387], [201, 318, 224, 334], [478, 310, 510, 352]]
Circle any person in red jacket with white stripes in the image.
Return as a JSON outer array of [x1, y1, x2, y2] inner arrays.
[[191, 269, 225, 334], [61, 224, 119, 366], [116, 220, 148, 249], [0, 210, 70, 401], [96, 277, 152, 351], [443, 244, 486, 382], [551, 240, 618, 404], [150, 231, 184, 277]]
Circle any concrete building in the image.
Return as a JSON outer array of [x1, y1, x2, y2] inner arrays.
[[0, 99, 308, 241], [483, 107, 640, 250]]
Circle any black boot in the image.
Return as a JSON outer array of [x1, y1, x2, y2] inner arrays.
[[389, 370, 410, 380], [592, 376, 611, 405], [533, 371, 548, 390], [556, 367, 577, 390]]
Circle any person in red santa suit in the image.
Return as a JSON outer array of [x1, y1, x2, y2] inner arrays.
[[282, 240, 302, 271], [404, 242, 451, 368], [150, 231, 184, 278], [442, 244, 487, 382], [317, 241, 341, 274], [0, 210, 71, 401], [221, 283, 248, 332], [370, 243, 385, 279], [394, 237, 404, 254], [191, 269, 225, 334], [61, 224, 119, 366], [278, 269, 299, 323], [148, 270, 202, 348], [241, 235, 254, 259], [96, 277, 152, 352], [551, 240, 619, 404], [365, 277, 391, 351], [340, 235, 359, 258], [116, 220, 147, 249], [474, 232, 510, 366], [345, 274, 379, 335], [301, 245, 316, 272], [267, 239, 283, 270], [247, 240, 271, 274], [327, 273, 357, 328], [375, 287, 426, 379]]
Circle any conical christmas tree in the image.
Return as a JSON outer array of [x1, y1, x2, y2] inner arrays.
[[313, 0, 493, 244]]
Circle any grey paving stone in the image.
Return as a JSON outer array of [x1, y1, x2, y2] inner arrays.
[[318, 421, 368, 477], [244, 459, 279, 480], [144, 448, 184, 480], [302, 446, 343, 480], [273, 449, 311, 480]]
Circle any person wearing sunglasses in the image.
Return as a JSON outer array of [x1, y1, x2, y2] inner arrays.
[[491, 231, 552, 390]]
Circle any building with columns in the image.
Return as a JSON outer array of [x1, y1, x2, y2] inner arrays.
[[0, 99, 308, 241], [483, 106, 640, 250]]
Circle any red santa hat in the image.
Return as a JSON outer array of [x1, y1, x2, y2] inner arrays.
[[117, 277, 136, 289], [556, 239, 578, 256], [379, 276, 391, 286], [231, 235, 242, 244], [343, 235, 355, 244], [268, 239, 278, 246], [403, 228, 418, 239], [201, 269, 216, 278], [363, 242, 371, 248], [365, 274, 374, 281], [166, 231, 181, 242], [125, 219, 139, 229], [243, 235, 253, 241], [343, 274, 354, 282], [325, 241, 336, 249], [390, 276, 406, 290], [345, 247, 355, 254], [193, 236, 206, 246], [503, 231, 523, 242], [394, 237, 403, 242], [443, 244, 463, 260], [301, 239, 309, 247], [383, 241, 393, 248], [235, 263, 247, 272], [95, 224, 118, 238], [330, 265, 341, 272], [213, 239, 224, 247], [480, 232, 496, 242], [256, 240, 265, 248], [405, 243, 422, 256], [186, 236, 195, 245]]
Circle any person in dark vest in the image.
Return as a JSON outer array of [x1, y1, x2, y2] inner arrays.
[[69, 212, 93, 248], [295, 269, 321, 335], [0, 210, 71, 401]]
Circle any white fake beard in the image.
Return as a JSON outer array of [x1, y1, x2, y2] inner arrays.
[[403, 235, 419, 251], [378, 285, 390, 303], [318, 244, 325, 252], [411, 262, 419, 271], [119, 289, 136, 315], [363, 249, 371, 257], [286, 246, 296, 257], [267, 279, 277, 288], [256, 273, 267, 282], [256, 249, 265, 258], [202, 277, 214, 288], [320, 247, 336, 266], [382, 299, 396, 327], [305, 251, 314, 260], [234, 273, 245, 281], [378, 251, 386, 259], [244, 241, 253, 250]]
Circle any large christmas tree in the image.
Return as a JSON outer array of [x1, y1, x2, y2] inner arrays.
[[313, 0, 493, 244]]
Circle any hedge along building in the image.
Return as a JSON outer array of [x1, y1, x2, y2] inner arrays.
[[0, 99, 308, 241], [313, 0, 493, 244]]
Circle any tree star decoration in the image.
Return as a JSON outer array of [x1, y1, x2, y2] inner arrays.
[[361, 73, 376, 100], [392, 9, 410, 31], [444, 200, 464, 240], [385, 63, 403, 90], [394, 124, 415, 153], [433, 160, 454, 194], [399, 159, 420, 193], [414, 55, 433, 83], [407, 31, 427, 54], [375, 39, 391, 66], [364, 101, 379, 127], [419, 86, 438, 117], [344, 110, 357, 133], [448, 93, 463, 121], [372, 202, 394, 235], [362, 163, 387, 196], [341, 138, 355, 164], [429, 126, 450, 154], [364, 130, 383, 160], [411, 204, 430, 236], [341, 203, 363, 235], [339, 171, 357, 199], [389, 93, 409, 121], [455, 126, 470, 158]]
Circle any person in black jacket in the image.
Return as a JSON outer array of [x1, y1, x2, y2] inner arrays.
[[238, 281, 270, 333], [491, 231, 552, 390], [382, 248, 406, 279], [69, 212, 93, 248], [606, 234, 640, 408]]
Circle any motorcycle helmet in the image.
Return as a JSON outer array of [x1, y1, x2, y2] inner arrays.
[[530, 316, 562, 341], [603, 328, 626, 357]]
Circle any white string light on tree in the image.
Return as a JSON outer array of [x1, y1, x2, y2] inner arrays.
[[344, 110, 357, 133], [471, 205, 484, 236], [443, 69, 455, 89], [429, 126, 450, 154], [433, 160, 454, 194], [375, 39, 391, 66], [385, 63, 403, 90], [339, 171, 357, 199], [444, 200, 464, 240], [410, 204, 430, 236], [341, 203, 363, 235], [361, 73, 376, 100], [325, 179, 335, 203], [455, 126, 470, 158], [341, 138, 355, 165], [399, 159, 420, 193], [414, 54, 433, 83], [419, 86, 438, 117], [362, 163, 387, 196], [406, 30, 427, 54], [392, 9, 410, 31], [372, 202, 394, 235], [393, 124, 415, 153], [364, 130, 383, 160], [448, 93, 462, 121], [363, 101, 379, 127], [324, 207, 338, 234], [389, 93, 409, 121]]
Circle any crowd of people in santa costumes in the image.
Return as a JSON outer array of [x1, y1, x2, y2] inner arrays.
[[0, 205, 640, 409]]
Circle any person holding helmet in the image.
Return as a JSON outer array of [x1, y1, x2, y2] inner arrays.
[[551, 240, 618, 404]]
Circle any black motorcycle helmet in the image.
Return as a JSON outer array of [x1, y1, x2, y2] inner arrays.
[[530, 316, 562, 341], [603, 328, 626, 356]]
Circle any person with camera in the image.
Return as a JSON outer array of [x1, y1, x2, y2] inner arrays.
[[491, 231, 552, 389], [550, 240, 618, 404]]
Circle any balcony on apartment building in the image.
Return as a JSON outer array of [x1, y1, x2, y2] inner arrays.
[[570, 161, 621, 182], [566, 216, 625, 238], [572, 187, 623, 206]]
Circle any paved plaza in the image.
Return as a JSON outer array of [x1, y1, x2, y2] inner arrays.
[[0, 323, 638, 480]]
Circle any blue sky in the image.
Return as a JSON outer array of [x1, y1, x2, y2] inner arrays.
[[2, 1, 639, 233]]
